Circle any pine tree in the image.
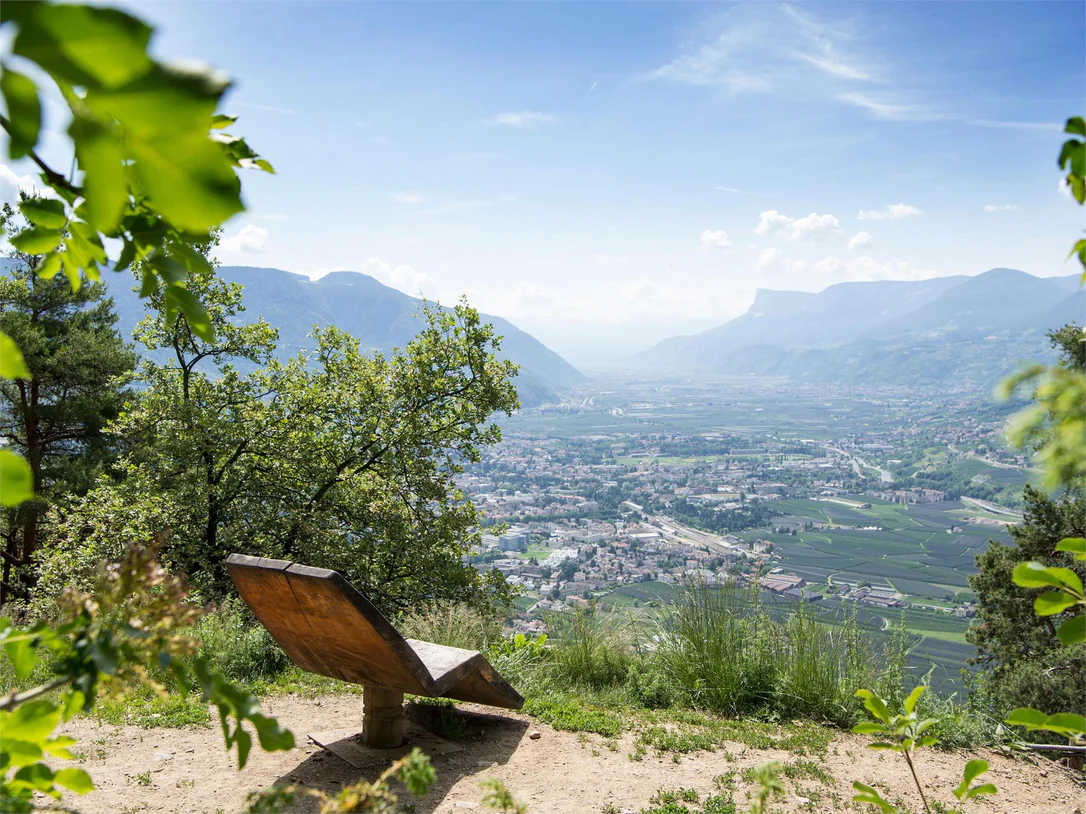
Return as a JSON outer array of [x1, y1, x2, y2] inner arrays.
[[0, 202, 137, 602]]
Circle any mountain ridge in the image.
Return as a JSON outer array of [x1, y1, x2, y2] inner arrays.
[[638, 268, 1082, 387], [98, 265, 584, 407]]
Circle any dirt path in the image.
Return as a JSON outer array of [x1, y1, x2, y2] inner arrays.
[[58, 694, 1085, 814]]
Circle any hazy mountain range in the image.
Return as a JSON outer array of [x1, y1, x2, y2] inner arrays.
[[98, 266, 584, 407], [639, 268, 1083, 387], [7, 261, 1081, 400]]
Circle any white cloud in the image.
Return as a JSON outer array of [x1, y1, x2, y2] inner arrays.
[[791, 212, 841, 240], [392, 191, 426, 204], [795, 51, 870, 80], [358, 258, 438, 297], [648, 4, 870, 95], [983, 203, 1017, 212], [754, 210, 792, 236], [847, 231, 874, 252], [700, 228, 732, 249], [1059, 178, 1072, 198], [485, 111, 557, 128], [967, 118, 1060, 132], [0, 164, 56, 204], [757, 248, 937, 282], [837, 92, 938, 122], [715, 186, 748, 194], [755, 210, 841, 240], [857, 203, 922, 220], [219, 224, 269, 254]]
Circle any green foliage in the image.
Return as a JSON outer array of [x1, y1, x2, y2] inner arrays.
[[0, 1, 272, 336], [401, 603, 504, 653], [1059, 116, 1086, 275], [50, 256, 521, 610], [747, 762, 784, 814], [0, 546, 293, 810], [0, 203, 137, 602], [480, 778, 528, 814], [654, 580, 897, 725], [244, 748, 435, 814], [548, 606, 632, 690], [966, 487, 1085, 716], [1000, 362, 1086, 489], [850, 687, 994, 814]]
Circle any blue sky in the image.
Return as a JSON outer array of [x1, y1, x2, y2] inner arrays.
[[4, 1, 1084, 362]]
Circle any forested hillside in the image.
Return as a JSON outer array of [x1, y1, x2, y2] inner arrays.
[[101, 266, 584, 407]]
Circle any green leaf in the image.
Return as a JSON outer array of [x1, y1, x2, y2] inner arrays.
[[963, 783, 997, 800], [70, 114, 127, 232], [249, 713, 295, 752], [35, 252, 61, 280], [3, 635, 36, 680], [1012, 561, 1083, 593], [1034, 590, 1080, 616], [851, 782, 896, 814], [1, 66, 41, 159], [1, 700, 62, 743], [211, 113, 237, 129], [128, 132, 243, 233], [10, 225, 62, 254], [114, 239, 137, 272], [18, 197, 66, 229], [60, 253, 82, 292], [952, 759, 989, 800], [0, 449, 34, 507], [0, 330, 31, 379], [11, 3, 152, 90], [1043, 713, 1086, 737], [1068, 117, 1086, 137], [4, 74, 41, 142], [851, 722, 884, 735], [164, 285, 215, 341], [1005, 707, 1047, 728], [53, 767, 94, 794], [13, 762, 55, 793], [42, 735, 77, 759], [1057, 614, 1086, 646], [855, 689, 890, 724], [1, 738, 43, 767], [903, 685, 925, 714], [1056, 537, 1086, 560], [61, 690, 86, 721]]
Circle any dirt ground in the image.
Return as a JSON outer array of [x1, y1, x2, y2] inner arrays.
[[57, 693, 1086, 814]]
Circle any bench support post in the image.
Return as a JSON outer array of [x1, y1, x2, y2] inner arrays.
[[362, 686, 405, 748]]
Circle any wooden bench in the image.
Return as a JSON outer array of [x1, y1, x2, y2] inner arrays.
[[226, 554, 524, 748]]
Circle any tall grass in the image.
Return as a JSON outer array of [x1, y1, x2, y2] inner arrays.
[[399, 602, 502, 652], [654, 580, 776, 715], [653, 580, 907, 724], [546, 606, 632, 689]]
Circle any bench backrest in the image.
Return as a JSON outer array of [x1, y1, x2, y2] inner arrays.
[[225, 554, 433, 694]]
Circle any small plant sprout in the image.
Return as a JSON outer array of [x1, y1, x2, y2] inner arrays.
[[480, 778, 528, 814], [851, 686, 996, 814]]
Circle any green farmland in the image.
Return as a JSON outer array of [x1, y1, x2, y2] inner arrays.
[[739, 496, 1012, 604]]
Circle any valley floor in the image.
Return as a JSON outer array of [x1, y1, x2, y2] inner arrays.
[[59, 694, 1084, 814]]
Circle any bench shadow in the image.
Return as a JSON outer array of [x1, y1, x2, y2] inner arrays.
[[271, 702, 530, 814]]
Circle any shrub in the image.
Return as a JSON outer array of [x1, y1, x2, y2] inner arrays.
[[194, 597, 289, 683]]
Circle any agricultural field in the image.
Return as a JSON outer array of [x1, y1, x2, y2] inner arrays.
[[738, 496, 1012, 604]]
